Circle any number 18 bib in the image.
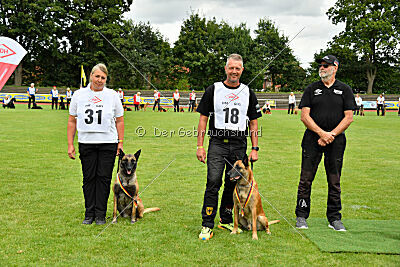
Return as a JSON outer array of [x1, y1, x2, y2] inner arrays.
[[76, 89, 113, 133], [213, 82, 249, 131]]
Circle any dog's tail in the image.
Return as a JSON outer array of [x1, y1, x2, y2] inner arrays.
[[143, 207, 160, 214], [268, 220, 280, 225]]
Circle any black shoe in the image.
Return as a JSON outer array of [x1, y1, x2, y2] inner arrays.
[[95, 217, 106, 225], [82, 217, 94, 225]]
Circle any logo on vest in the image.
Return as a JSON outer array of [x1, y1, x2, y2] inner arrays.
[[89, 96, 102, 104], [299, 199, 307, 208], [225, 93, 239, 101], [206, 207, 213, 215], [314, 89, 322, 96], [0, 44, 16, 59]]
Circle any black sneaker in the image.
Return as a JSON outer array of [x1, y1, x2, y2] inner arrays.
[[329, 220, 346, 231], [296, 217, 308, 229], [95, 217, 106, 225], [82, 217, 94, 225]]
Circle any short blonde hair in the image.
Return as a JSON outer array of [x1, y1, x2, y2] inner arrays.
[[90, 63, 108, 77]]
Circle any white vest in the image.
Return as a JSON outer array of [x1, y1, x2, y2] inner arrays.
[[213, 82, 249, 131], [76, 88, 114, 133]]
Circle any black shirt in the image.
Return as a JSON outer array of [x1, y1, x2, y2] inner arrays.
[[197, 82, 261, 139], [299, 79, 356, 131]]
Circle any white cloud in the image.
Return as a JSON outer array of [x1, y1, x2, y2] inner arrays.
[[124, 0, 345, 68]]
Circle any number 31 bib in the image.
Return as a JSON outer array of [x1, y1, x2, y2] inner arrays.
[[76, 89, 113, 133], [213, 82, 249, 131]]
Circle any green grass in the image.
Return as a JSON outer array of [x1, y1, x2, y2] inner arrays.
[[0, 105, 399, 265]]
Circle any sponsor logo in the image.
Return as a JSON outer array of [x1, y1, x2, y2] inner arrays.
[[0, 44, 16, 59], [225, 93, 239, 101], [89, 96, 102, 104], [206, 207, 213, 215], [314, 89, 322, 96], [333, 89, 343, 95], [299, 199, 307, 208]]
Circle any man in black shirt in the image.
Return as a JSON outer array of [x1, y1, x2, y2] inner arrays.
[[295, 55, 356, 231], [196, 54, 262, 240]]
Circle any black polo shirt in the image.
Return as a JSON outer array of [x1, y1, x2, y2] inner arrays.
[[197, 82, 261, 140], [299, 79, 356, 131]]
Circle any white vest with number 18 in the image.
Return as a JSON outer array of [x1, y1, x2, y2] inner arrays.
[[213, 82, 249, 131]]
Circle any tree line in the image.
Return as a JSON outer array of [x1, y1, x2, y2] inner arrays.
[[1, 0, 398, 93]]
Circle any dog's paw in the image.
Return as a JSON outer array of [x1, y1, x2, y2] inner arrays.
[[252, 234, 258, 240], [112, 219, 117, 224], [231, 231, 237, 235], [131, 220, 137, 224]]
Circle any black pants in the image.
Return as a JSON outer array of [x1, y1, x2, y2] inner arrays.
[[134, 104, 139, 111], [153, 99, 160, 111], [295, 130, 346, 223], [288, 103, 295, 114], [201, 137, 247, 228], [28, 95, 36, 109], [52, 97, 58, 109], [174, 100, 179, 112], [78, 143, 118, 218], [189, 100, 195, 112], [66, 98, 71, 110], [377, 104, 384, 116]]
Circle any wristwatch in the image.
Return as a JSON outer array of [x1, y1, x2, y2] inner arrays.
[[251, 146, 259, 151]]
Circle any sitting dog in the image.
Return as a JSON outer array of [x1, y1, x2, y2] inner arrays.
[[360, 104, 365, 116], [228, 155, 279, 240], [31, 103, 43, 109], [59, 97, 66, 110], [112, 149, 160, 224], [179, 107, 185, 112]]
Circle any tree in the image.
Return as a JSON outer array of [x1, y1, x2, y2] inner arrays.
[[327, 0, 400, 93]]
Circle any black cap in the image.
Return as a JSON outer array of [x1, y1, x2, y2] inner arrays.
[[316, 55, 339, 66]]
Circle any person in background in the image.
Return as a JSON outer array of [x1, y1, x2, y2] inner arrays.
[[67, 63, 124, 225], [354, 94, 362, 116], [189, 89, 196, 112], [398, 96, 400, 116], [51, 86, 59, 110], [173, 89, 180, 112], [118, 88, 124, 104], [27, 83, 37, 109], [134, 92, 141, 111], [153, 89, 161, 112], [376, 94, 385, 116], [288, 92, 296, 114], [66, 87, 73, 110], [3, 96, 15, 109]]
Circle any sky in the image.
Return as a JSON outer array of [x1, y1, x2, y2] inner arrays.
[[124, 0, 345, 68]]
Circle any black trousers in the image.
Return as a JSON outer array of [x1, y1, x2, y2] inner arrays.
[[66, 98, 71, 110], [295, 130, 346, 223], [28, 95, 36, 108], [377, 104, 384, 116], [153, 99, 160, 111], [52, 97, 58, 109], [174, 99, 179, 112], [354, 106, 360, 115], [134, 104, 139, 111], [78, 143, 118, 218], [201, 137, 247, 228], [189, 100, 195, 112], [288, 103, 295, 114]]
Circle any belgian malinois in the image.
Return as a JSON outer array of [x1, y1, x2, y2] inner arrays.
[[112, 149, 160, 224], [227, 155, 280, 240]]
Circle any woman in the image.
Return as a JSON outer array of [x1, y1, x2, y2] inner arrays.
[[67, 63, 124, 225]]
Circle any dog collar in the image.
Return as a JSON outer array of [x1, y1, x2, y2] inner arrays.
[[234, 180, 254, 216]]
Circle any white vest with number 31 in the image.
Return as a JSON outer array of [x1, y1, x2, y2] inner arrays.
[[213, 82, 249, 131]]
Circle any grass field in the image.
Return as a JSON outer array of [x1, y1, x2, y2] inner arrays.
[[0, 104, 399, 265]]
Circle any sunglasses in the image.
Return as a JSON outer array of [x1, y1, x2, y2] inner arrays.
[[318, 64, 333, 68]]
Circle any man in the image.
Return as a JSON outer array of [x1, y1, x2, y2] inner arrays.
[[196, 54, 262, 240], [133, 92, 141, 111], [189, 89, 196, 112], [118, 88, 124, 104], [376, 94, 385, 116], [66, 87, 73, 110], [354, 94, 362, 115], [27, 83, 37, 109], [295, 55, 356, 232], [51, 86, 59, 110], [398, 96, 400, 116], [288, 92, 296, 114], [153, 89, 161, 112], [173, 89, 180, 112], [2, 96, 14, 109]]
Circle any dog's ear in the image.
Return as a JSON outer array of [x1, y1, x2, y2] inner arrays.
[[119, 149, 125, 160], [242, 154, 249, 167], [134, 149, 141, 161]]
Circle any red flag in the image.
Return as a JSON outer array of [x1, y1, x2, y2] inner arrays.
[[0, 37, 27, 91]]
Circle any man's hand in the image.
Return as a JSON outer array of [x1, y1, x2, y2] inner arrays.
[[196, 147, 206, 163], [68, 144, 76, 159], [117, 142, 123, 155], [319, 130, 335, 144], [249, 150, 258, 162]]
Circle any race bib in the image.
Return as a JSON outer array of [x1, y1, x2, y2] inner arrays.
[[214, 82, 249, 131], [76, 89, 113, 132]]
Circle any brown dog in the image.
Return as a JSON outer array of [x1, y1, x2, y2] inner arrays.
[[227, 155, 279, 240], [112, 150, 160, 224]]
